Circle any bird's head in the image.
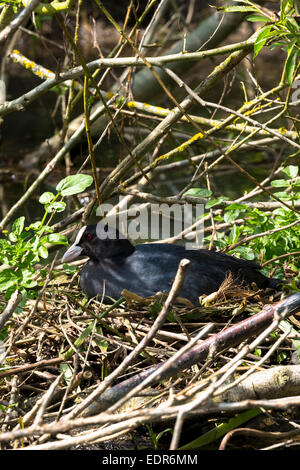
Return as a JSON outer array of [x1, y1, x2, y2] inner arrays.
[[61, 223, 135, 263]]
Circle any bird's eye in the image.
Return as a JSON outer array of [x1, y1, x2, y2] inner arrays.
[[86, 233, 93, 240]]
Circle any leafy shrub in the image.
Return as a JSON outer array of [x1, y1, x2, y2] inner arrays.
[[188, 165, 300, 288], [0, 174, 93, 300]]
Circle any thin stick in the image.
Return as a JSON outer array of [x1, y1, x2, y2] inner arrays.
[[0, 0, 41, 44], [0, 289, 22, 330], [33, 373, 64, 426]]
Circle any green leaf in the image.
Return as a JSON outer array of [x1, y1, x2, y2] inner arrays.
[[225, 203, 248, 210], [246, 14, 270, 22], [59, 363, 74, 385], [205, 196, 229, 209], [94, 330, 108, 352], [12, 216, 25, 237], [280, 0, 289, 16], [180, 408, 261, 449], [218, 6, 258, 12], [8, 232, 18, 243], [272, 191, 291, 200], [254, 26, 273, 58], [277, 351, 287, 363], [30, 235, 40, 252], [271, 179, 290, 187], [0, 327, 8, 342], [26, 221, 42, 231], [205, 199, 219, 209], [183, 188, 212, 198], [38, 245, 48, 259], [232, 246, 255, 260], [115, 96, 124, 107], [21, 278, 37, 288], [45, 233, 68, 245], [45, 201, 66, 213], [52, 201, 66, 212], [0, 239, 11, 248], [285, 43, 298, 85], [286, 17, 299, 34], [56, 174, 93, 197], [63, 320, 96, 360], [282, 165, 298, 179], [39, 192, 55, 205], [0, 269, 17, 291], [62, 263, 78, 274], [5, 286, 18, 301], [224, 210, 240, 223]]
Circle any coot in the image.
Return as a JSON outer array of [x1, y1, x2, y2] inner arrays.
[[62, 224, 280, 304]]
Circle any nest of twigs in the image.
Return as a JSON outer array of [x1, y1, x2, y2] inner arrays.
[[0, 274, 300, 450]]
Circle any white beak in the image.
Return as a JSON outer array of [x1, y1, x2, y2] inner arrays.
[[61, 244, 83, 263], [61, 226, 87, 263]]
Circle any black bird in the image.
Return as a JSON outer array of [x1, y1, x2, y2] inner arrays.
[[62, 224, 281, 304]]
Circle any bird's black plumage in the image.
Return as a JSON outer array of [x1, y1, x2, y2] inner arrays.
[[62, 224, 281, 304]]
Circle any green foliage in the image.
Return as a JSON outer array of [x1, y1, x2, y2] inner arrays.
[[56, 174, 93, 196], [253, 26, 274, 58], [205, 196, 229, 209], [219, 0, 300, 84], [277, 350, 288, 363], [189, 166, 300, 284], [64, 320, 96, 360], [246, 14, 270, 22], [180, 409, 261, 449], [183, 188, 212, 198], [0, 402, 16, 413], [0, 174, 93, 300], [145, 424, 173, 450], [62, 263, 78, 275], [0, 1, 19, 6], [59, 362, 75, 386]]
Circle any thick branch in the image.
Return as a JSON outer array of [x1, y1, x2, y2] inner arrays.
[[83, 293, 300, 416]]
